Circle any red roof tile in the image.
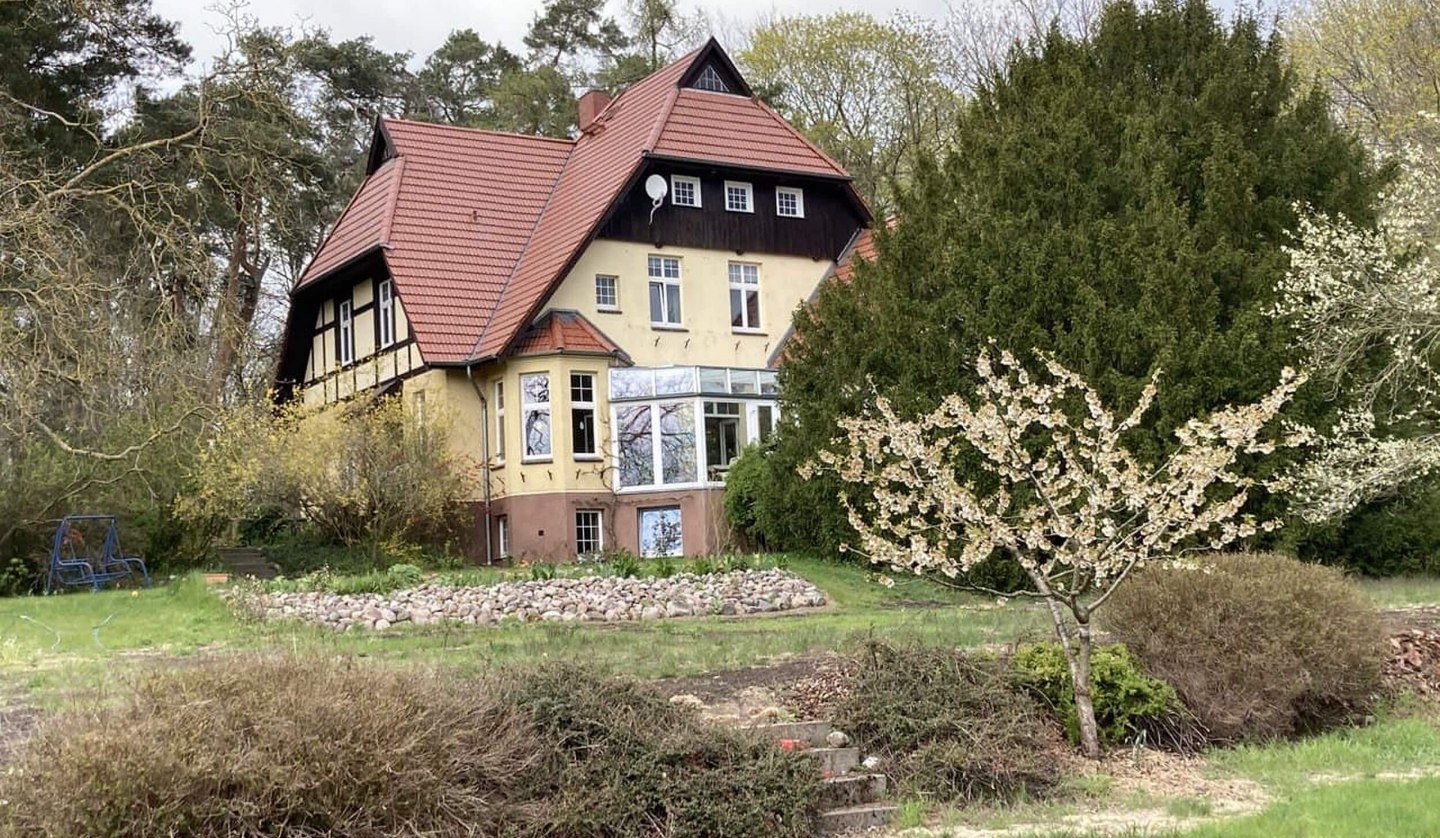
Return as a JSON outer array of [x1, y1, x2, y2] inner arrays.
[[832, 226, 878, 284], [512, 310, 627, 358], [288, 39, 866, 369]]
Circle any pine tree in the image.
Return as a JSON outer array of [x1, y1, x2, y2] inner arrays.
[[757, 0, 1386, 555]]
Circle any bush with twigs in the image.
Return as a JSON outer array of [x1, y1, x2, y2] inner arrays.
[[834, 642, 1063, 803]]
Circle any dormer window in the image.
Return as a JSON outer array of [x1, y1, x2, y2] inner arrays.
[[671, 175, 700, 207], [694, 65, 729, 93], [725, 181, 753, 213]]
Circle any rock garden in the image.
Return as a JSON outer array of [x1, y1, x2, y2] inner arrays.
[[236, 568, 828, 631]]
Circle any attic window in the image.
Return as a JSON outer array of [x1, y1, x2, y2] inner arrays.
[[693, 65, 729, 93]]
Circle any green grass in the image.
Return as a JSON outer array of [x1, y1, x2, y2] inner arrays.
[[1208, 714, 1440, 794], [0, 556, 1048, 704], [1178, 776, 1440, 837], [1355, 574, 1440, 608]]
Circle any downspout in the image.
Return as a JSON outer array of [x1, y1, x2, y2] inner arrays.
[[465, 364, 494, 565]]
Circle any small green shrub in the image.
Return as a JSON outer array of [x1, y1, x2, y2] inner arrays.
[[385, 563, 423, 588], [0, 555, 39, 597], [723, 443, 774, 550], [1103, 552, 1387, 744], [1011, 642, 1194, 750], [835, 642, 1062, 803], [722, 553, 755, 573], [688, 556, 716, 576], [604, 549, 642, 578], [652, 555, 677, 578], [527, 562, 558, 582]]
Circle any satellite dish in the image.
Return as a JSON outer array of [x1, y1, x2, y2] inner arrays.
[[645, 174, 668, 224]]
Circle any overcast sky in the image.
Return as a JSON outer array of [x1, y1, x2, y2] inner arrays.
[[151, 0, 959, 69]]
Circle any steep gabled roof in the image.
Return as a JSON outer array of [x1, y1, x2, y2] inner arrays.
[[288, 39, 865, 369]]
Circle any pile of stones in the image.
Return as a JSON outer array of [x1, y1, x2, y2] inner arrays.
[[239, 569, 828, 631]]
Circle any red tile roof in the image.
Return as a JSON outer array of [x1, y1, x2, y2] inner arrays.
[[831, 226, 878, 284], [289, 39, 865, 368], [512, 310, 627, 359]]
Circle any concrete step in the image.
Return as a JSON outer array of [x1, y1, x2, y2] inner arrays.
[[808, 746, 860, 777], [820, 773, 887, 809], [751, 720, 834, 748], [818, 803, 897, 835]]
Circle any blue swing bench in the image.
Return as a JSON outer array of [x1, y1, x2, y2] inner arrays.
[[45, 515, 151, 593]]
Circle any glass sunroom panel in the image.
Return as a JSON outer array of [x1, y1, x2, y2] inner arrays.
[[759, 370, 779, 395], [659, 401, 697, 484], [699, 367, 729, 394], [610, 368, 653, 400], [654, 366, 695, 395], [729, 369, 758, 395], [616, 405, 654, 487]]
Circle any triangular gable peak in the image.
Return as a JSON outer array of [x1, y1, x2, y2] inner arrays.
[[676, 39, 751, 97]]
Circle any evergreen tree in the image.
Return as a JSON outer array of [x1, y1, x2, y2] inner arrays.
[[756, 0, 1385, 555]]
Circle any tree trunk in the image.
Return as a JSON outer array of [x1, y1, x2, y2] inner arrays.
[[1067, 617, 1102, 760]]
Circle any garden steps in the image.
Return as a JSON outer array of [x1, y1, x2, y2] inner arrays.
[[217, 547, 279, 580], [749, 720, 897, 835]]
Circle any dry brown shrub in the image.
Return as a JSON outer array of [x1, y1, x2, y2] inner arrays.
[[1103, 552, 1387, 744], [834, 642, 1064, 802], [0, 656, 542, 837]]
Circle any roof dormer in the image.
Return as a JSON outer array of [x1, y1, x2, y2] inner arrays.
[[678, 39, 750, 97]]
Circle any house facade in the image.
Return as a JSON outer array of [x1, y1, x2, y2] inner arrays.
[[276, 40, 873, 562]]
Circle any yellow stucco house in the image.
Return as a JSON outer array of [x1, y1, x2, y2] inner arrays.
[[276, 40, 873, 562]]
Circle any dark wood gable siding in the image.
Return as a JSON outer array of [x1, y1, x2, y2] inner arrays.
[[597, 160, 864, 261]]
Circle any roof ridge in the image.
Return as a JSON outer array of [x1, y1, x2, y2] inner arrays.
[[644, 83, 683, 152], [377, 156, 406, 245], [382, 117, 578, 146]]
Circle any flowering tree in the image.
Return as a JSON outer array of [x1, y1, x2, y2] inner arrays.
[[808, 349, 1303, 758], [1277, 138, 1440, 521]]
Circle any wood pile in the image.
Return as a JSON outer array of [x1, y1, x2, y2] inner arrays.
[[1383, 630, 1440, 699]]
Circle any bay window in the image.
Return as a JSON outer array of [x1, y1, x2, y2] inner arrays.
[[571, 372, 597, 458]]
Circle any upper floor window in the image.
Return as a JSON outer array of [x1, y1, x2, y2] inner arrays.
[[671, 175, 700, 207], [595, 274, 619, 311], [693, 65, 729, 93], [377, 279, 396, 348], [337, 300, 354, 366], [520, 372, 551, 461], [776, 187, 805, 218], [571, 372, 598, 459], [725, 181, 753, 213], [648, 255, 682, 327], [728, 262, 761, 331]]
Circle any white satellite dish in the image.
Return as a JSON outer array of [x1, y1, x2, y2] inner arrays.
[[645, 174, 668, 223]]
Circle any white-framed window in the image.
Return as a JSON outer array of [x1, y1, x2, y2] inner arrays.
[[494, 380, 506, 461], [671, 175, 701, 207], [647, 255, 682, 327], [571, 372, 598, 458], [377, 279, 396, 348], [595, 274, 619, 311], [705, 401, 744, 471], [776, 186, 805, 218], [337, 300, 354, 366], [724, 181, 753, 213], [575, 509, 603, 556], [639, 507, 684, 557], [520, 372, 551, 461], [497, 515, 510, 559], [728, 262, 761, 331]]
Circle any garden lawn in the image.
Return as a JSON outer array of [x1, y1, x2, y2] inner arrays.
[[0, 557, 1047, 706], [1176, 776, 1440, 837]]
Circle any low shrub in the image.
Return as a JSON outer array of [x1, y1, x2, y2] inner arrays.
[[498, 664, 821, 837], [0, 657, 542, 837], [1103, 552, 1387, 744], [835, 642, 1062, 802], [1011, 642, 1197, 751], [0, 658, 823, 838]]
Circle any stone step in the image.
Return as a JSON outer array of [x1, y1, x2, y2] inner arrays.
[[751, 720, 834, 748], [808, 746, 860, 777], [818, 803, 897, 835], [820, 773, 887, 809]]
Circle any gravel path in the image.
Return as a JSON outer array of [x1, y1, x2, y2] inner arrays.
[[240, 569, 828, 631]]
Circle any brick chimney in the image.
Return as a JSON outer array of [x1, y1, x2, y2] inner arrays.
[[577, 89, 612, 131]]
